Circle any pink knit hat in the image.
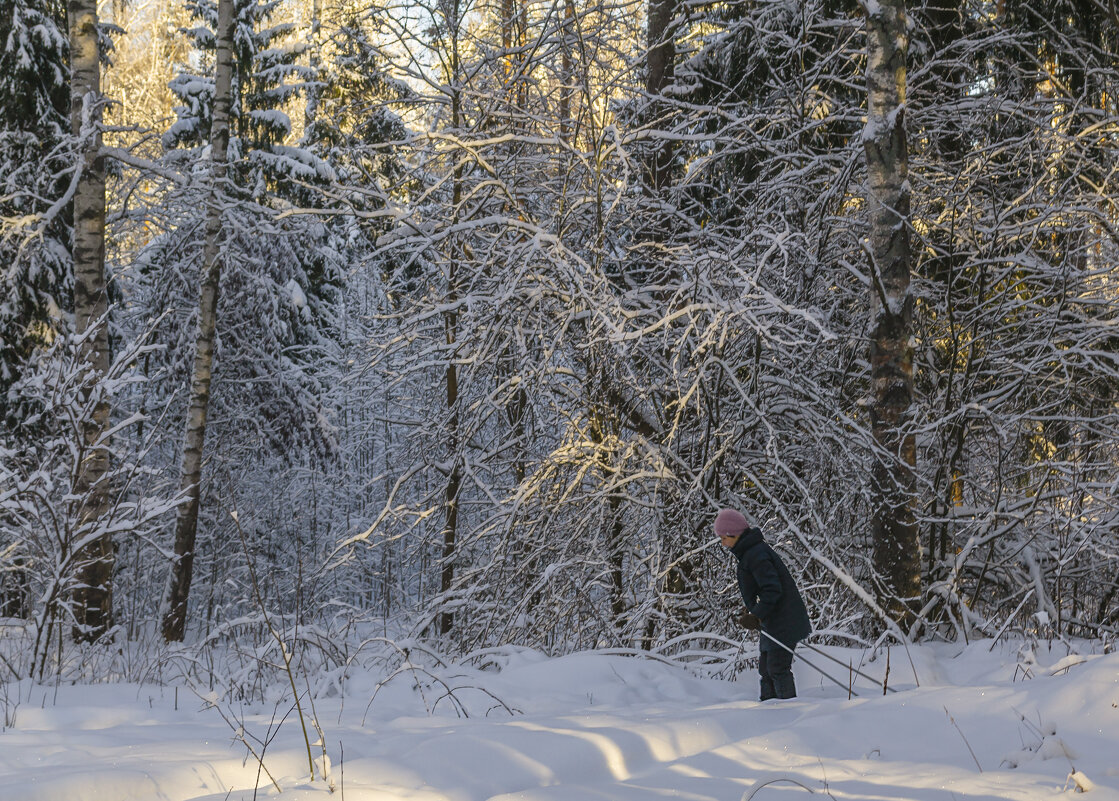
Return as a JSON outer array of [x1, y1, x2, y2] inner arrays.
[[714, 508, 750, 537]]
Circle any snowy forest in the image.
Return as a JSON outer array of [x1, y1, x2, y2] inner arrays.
[[2, 0, 1118, 686]]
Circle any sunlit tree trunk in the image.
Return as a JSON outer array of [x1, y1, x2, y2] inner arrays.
[[69, 0, 113, 641], [863, 0, 921, 625], [161, 0, 236, 643]]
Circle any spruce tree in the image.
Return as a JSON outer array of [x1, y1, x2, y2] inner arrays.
[[150, 0, 343, 462], [0, 0, 71, 418]]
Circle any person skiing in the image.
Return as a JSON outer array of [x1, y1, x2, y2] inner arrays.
[[716, 508, 811, 700]]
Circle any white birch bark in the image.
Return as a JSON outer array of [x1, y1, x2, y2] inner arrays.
[[863, 0, 921, 624], [69, 0, 113, 641], [161, 0, 236, 642]]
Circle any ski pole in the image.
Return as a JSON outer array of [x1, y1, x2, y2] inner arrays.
[[796, 640, 898, 693], [758, 630, 858, 697]]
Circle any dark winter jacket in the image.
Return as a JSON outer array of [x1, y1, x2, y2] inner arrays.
[[730, 527, 811, 651]]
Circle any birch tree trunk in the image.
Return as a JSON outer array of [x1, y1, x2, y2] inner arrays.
[[69, 0, 113, 641], [161, 0, 236, 643], [863, 0, 921, 625]]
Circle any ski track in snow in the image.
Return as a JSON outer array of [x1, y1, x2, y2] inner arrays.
[[1, 641, 1117, 801]]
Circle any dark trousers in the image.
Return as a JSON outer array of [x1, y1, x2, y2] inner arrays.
[[759, 647, 797, 700]]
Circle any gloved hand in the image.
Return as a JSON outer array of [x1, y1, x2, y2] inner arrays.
[[736, 610, 762, 630]]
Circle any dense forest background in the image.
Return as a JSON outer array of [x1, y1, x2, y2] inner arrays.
[[1, 0, 1117, 682]]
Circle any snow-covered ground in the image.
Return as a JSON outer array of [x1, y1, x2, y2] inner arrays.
[[1, 638, 1116, 801]]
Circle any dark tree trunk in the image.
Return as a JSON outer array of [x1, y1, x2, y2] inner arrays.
[[440, 258, 461, 637], [560, 0, 575, 143], [645, 0, 676, 192], [439, 15, 465, 636]]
